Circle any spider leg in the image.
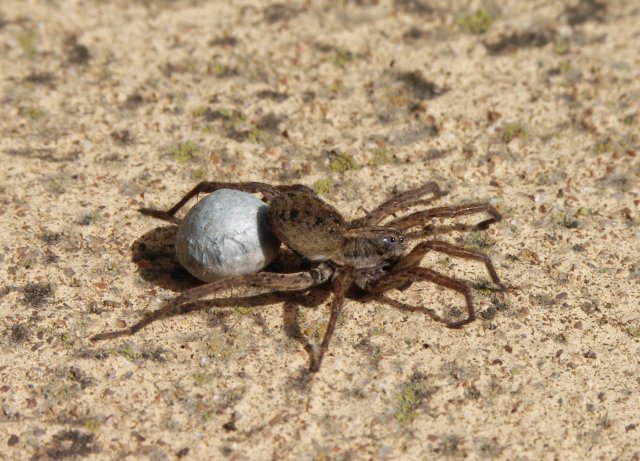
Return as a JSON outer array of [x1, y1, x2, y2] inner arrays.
[[90, 264, 334, 342], [140, 181, 314, 220], [367, 266, 475, 328], [350, 182, 444, 227], [394, 240, 504, 289], [310, 267, 354, 372], [282, 287, 333, 365], [386, 202, 502, 231]]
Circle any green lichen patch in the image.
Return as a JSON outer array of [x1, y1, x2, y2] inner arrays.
[[627, 326, 640, 337], [83, 418, 101, 432], [558, 61, 573, 74], [394, 383, 429, 425], [114, 343, 142, 362], [193, 107, 279, 144], [463, 230, 497, 249], [247, 126, 273, 145], [190, 166, 209, 181], [368, 147, 392, 166], [500, 123, 529, 143], [325, 46, 353, 67], [328, 152, 358, 173], [193, 372, 210, 386], [312, 177, 334, 195], [551, 61, 582, 86], [395, 387, 419, 424], [234, 306, 253, 316], [192, 106, 209, 118], [205, 332, 253, 363], [553, 40, 570, 55], [593, 138, 627, 155], [456, 9, 493, 35], [20, 106, 47, 120], [171, 140, 202, 163], [17, 29, 38, 57], [210, 61, 237, 78], [60, 332, 75, 348]]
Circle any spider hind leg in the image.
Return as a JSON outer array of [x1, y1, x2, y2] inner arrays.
[[139, 181, 313, 221], [91, 265, 333, 342]]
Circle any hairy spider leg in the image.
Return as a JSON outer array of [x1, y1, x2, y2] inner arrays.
[[366, 266, 476, 328], [310, 267, 354, 372], [90, 264, 333, 342], [351, 182, 444, 227], [393, 240, 504, 290], [387, 202, 502, 231], [139, 181, 314, 220]]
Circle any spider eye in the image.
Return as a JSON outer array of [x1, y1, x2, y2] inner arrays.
[[382, 236, 402, 246], [399, 237, 404, 244]]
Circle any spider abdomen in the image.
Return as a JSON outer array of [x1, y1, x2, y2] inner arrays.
[[269, 191, 346, 261]]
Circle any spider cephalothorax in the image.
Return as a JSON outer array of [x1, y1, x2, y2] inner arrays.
[[92, 181, 505, 371]]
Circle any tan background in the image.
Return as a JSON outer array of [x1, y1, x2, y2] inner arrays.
[[1, 0, 639, 460]]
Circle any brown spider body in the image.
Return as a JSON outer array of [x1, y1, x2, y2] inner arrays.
[[270, 190, 406, 271], [92, 181, 505, 372]]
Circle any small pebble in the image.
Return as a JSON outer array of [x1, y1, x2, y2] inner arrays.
[[175, 189, 280, 282]]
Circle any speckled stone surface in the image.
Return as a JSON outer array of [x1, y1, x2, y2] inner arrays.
[[176, 189, 280, 282], [0, 0, 639, 460]]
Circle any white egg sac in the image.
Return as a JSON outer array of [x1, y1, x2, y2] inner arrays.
[[175, 189, 281, 282]]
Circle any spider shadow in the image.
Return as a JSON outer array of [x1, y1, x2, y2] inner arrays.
[[130, 225, 332, 369], [179, 286, 332, 363], [131, 225, 200, 293]]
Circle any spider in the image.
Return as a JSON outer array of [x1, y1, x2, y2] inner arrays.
[[91, 181, 505, 371]]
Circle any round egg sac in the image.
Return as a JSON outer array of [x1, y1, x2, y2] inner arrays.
[[175, 189, 281, 282]]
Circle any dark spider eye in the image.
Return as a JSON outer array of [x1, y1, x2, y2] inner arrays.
[[399, 237, 404, 244], [383, 236, 401, 246], [382, 236, 404, 247]]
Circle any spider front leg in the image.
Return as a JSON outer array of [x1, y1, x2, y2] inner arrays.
[[367, 266, 476, 328], [394, 240, 504, 290], [351, 182, 444, 227], [140, 181, 314, 220], [90, 264, 333, 342], [387, 202, 502, 231]]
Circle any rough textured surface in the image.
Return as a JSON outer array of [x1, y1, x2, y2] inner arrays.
[[176, 189, 280, 282], [0, 1, 639, 460]]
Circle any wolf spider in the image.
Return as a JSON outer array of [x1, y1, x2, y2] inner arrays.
[[91, 181, 504, 371]]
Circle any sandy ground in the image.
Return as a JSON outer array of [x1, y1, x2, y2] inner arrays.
[[1, 0, 639, 460]]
